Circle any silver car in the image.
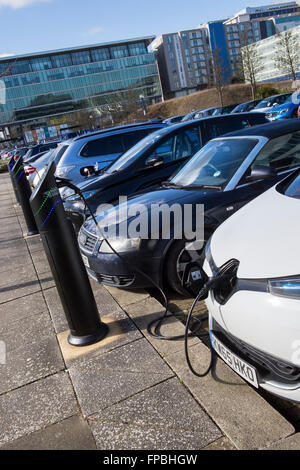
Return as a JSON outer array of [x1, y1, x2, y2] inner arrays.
[[55, 122, 166, 185]]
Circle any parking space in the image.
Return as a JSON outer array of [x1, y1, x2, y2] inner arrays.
[[2, 172, 300, 450]]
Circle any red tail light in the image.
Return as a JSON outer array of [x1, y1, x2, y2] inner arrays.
[[24, 166, 36, 175], [14, 155, 19, 161]]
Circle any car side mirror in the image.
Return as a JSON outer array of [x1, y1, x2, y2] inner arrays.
[[272, 103, 278, 107], [246, 165, 276, 182], [146, 156, 164, 168]]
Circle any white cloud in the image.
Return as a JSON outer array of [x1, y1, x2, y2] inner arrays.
[[0, 0, 49, 9], [0, 53, 14, 57], [83, 26, 104, 37]]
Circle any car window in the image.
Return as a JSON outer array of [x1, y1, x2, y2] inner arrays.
[[251, 131, 300, 173], [122, 130, 154, 149], [146, 127, 202, 164], [206, 118, 250, 140], [283, 173, 300, 199], [171, 138, 258, 189], [80, 135, 125, 158]]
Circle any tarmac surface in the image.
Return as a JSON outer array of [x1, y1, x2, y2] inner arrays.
[[1, 171, 300, 450]]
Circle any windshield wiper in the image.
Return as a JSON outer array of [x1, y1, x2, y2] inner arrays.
[[161, 182, 186, 189], [185, 184, 222, 191]]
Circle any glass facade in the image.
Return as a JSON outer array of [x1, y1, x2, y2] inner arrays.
[[0, 38, 162, 126]]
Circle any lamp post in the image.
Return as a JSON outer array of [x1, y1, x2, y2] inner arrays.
[[139, 94, 147, 116]]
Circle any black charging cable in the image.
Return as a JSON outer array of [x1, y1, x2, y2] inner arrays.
[[56, 177, 189, 341]]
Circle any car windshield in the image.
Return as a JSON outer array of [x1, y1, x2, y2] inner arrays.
[[283, 173, 300, 200], [170, 138, 258, 190], [105, 128, 170, 174]]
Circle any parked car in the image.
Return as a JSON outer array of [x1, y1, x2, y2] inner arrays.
[[192, 107, 222, 119], [29, 141, 72, 188], [77, 118, 300, 294], [212, 104, 240, 115], [163, 115, 185, 125], [24, 141, 60, 161], [181, 110, 202, 122], [65, 112, 267, 232], [251, 93, 292, 114], [231, 99, 262, 113], [205, 168, 300, 401], [266, 91, 300, 121], [55, 122, 167, 185]]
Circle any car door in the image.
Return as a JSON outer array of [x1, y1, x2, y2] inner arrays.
[[212, 130, 300, 224], [131, 125, 203, 192]]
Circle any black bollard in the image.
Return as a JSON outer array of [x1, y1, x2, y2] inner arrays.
[[11, 156, 38, 236], [30, 161, 108, 347], [8, 156, 21, 206]]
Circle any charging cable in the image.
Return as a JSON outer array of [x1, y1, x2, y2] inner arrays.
[[56, 177, 227, 378]]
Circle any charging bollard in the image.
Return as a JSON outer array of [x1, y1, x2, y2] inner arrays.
[[30, 161, 109, 347], [8, 156, 21, 206], [11, 156, 39, 237]]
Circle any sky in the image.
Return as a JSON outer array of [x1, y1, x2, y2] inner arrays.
[[0, 0, 288, 57]]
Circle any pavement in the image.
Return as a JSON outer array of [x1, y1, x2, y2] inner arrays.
[[0, 171, 300, 451]]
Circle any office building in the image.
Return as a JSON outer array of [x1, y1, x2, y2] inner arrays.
[[0, 37, 162, 141]]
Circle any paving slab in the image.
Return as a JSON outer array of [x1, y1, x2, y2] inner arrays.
[[1, 415, 96, 450], [0, 372, 78, 446], [89, 377, 222, 450], [264, 433, 300, 450], [0, 291, 47, 326], [58, 313, 142, 367], [0, 311, 65, 394], [165, 341, 295, 450], [125, 297, 199, 358], [202, 437, 236, 450], [44, 284, 126, 335], [104, 285, 150, 307], [69, 338, 174, 417]]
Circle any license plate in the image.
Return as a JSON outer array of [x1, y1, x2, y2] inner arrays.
[[210, 332, 258, 388], [82, 254, 90, 269]]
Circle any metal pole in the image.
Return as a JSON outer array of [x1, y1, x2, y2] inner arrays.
[[12, 156, 38, 237], [30, 162, 108, 346], [7, 156, 21, 205]]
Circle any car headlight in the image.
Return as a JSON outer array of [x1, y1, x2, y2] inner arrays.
[[55, 165, 76, 178], [269, 278, 300, 300], [99, 238, 141, 254]]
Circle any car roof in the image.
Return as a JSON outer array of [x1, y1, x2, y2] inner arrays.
[[72, 122, 166, 142], [140, 112, 266, 137], [224, 119, 300, 139]]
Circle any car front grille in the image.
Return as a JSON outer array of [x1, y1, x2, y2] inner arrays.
[[79, 229, 98, 253], [213, 320, 300, 385]]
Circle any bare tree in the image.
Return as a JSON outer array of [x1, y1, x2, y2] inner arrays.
[[240, 39, 263, 99], [209, 47, 229, 106], [274, 30, 300, 82]]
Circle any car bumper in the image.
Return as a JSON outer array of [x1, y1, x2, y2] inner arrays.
[[205, 284, 300, 401], [80, 244, 162, 289]]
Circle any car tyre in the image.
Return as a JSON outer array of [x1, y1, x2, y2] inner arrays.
[[164, 239, 204, 296]]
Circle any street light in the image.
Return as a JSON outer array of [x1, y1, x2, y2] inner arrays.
[[139, 94, 147, 116]]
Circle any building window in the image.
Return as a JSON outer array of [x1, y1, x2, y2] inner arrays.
[[30, 57, 52, 71], [71, 51, 91, 65], [51, 54, 72, 68], [10, 60, 31, 74], [91, 48, 110, 61], [110, 45, 129, 59], [128, 42, 147, 56]]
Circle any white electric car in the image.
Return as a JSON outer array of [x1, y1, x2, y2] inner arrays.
[[204, 169, 300, 401]]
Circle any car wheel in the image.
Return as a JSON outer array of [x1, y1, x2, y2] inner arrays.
[[164, 239, 204, 295], [292, 109, 298, 118]]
